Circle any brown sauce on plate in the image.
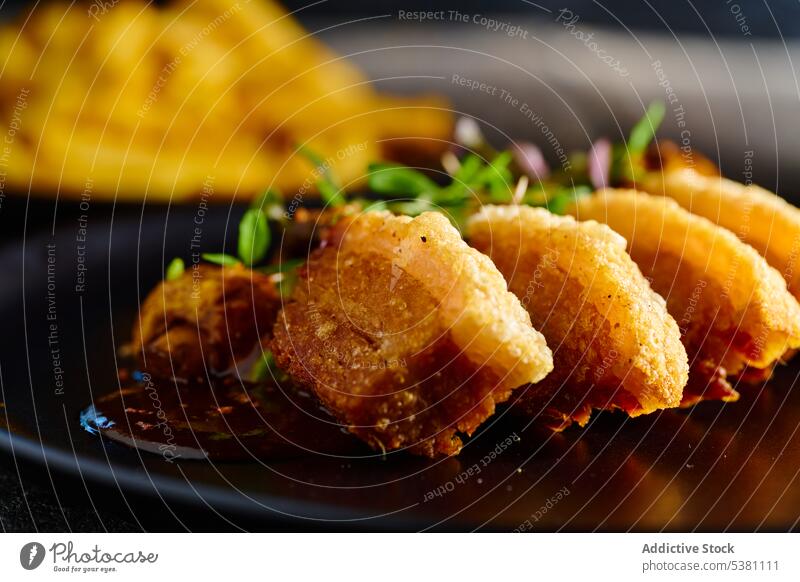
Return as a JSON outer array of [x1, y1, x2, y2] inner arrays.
[[80, 369, 362, 461]]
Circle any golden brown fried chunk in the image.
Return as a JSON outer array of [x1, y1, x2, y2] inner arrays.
[[644, 140, 719, 177], [641, 167, 800, 298], [133, 264, 281, 381], [468, 205, 687, 429], [571, 190, 800, 403], [271, 211, 553, 457]]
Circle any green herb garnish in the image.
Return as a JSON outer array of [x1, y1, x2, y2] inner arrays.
[[201, 190, 279, 269], [259, 258, 305, 275], [202, 253, 241, 267], [627, 101, 666, 154], [474, 151, 514, 203], [368, 152, 515, 212], [249, 350, 287, 383], [367, 163, 440, 197], [298, 145, 345, 207], [191, 105, 665, 281], [165, 257, 185, 280], [545, 184, 592, 214], [276, 267, 299, 298], [238, 208, 270, 267], [608, 100, 666, 183], [365, 149, 584, 220]]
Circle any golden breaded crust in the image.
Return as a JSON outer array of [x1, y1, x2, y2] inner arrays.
[[133, 265, 280, 381], [468, 205, 687, 425], [272, 211, 552, 457], [641, 168, 800, 297], [644, 140, 719, 177], [571, 190, 800, 382], [329, 211, 553, 390]]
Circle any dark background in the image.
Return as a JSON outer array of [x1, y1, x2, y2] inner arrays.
[[1, 1, 799, 38], [285, 0, 800, 39]]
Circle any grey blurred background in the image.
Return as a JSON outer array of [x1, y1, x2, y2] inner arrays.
[[294, 0, 800, 195]]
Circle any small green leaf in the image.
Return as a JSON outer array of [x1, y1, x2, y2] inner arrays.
[[545, 185, 593, 215], [249, 350, 280, 382], [298, 145, 345, 207], [474, 151, 513, 182], [608, 141, 629, 183], [474, 151, 514, 203], [367, 163, 440, 197], [202, 253, 241, 267], [390, 194, 436, 217], [453, 154, 483, 183], [165, 257, 184, 281], [257, 259, 303, 298], [436, 154, 484, 202], [259, 258, 305, 274], [277, 267, 299, 298], [238, 208, 270, 266], [628, 101, 666, 154], [317, 179, 345, 207]]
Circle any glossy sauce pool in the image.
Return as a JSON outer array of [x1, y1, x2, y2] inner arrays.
[[80, 369, 363, 461]]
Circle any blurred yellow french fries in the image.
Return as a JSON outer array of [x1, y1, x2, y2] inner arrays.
[[0, 0, 452, 202]]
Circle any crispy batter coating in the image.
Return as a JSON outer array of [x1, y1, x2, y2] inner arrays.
[[468, 205, 687, 428], [133, 265, 281, 381], [641, 167, 800, 298], [571, 190, 800, 403], [271, 211, 553, 457], [644, 140, 719, 177]]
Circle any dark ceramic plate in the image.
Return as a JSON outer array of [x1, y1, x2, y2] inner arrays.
[[1, 204, 799, 532]]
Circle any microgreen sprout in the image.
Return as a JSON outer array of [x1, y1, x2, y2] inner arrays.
[[249, 349, 288, 383], [298, 144, 345, 207], [165, 257, 185, 280], [202, 253, 241, 267], [238, 208, 270, 267]]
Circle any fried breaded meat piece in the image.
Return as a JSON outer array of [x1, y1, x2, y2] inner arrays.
[[641, 167, 800, 298], [271, 211, 553, 457], [643, 140, 719, 178], [133, 264, 281, 381], [468, 205, 687, 429], [571, 190, 800, 404]]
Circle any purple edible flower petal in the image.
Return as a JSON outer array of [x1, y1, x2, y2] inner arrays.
[[513, 142, 550, 181], [588, 138, 611, 189]]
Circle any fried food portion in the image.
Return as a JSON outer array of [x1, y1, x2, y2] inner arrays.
[[468, 205, 687, 429], [641, 167, 800, 298], [133, 264, 281, 381], [271, 211, 553, 457], [0, 0, 451, 201], [571, 190, 800, 404], [643, 140, 719, 177]]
